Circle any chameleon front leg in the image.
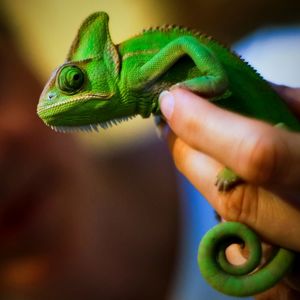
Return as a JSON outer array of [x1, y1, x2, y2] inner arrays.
[[130, 36, 229, 98], [135, 36, 239, 191], [130, 35, 240, 191]]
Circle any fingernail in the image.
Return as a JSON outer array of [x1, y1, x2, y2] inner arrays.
[[159, 91, 174, 120]]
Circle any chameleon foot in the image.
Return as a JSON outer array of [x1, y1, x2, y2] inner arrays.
[[215, 167, 242, 191]]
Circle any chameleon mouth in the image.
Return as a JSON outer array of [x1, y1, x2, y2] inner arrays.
[[48, 115, 137, 133], [37, 93, 113, 115]]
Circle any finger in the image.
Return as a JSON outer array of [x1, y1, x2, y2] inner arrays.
[[167, 132, 253, 224], [167, 131, 222, 198], [169, 132, 300, 251], [159, 88, 300, 193]]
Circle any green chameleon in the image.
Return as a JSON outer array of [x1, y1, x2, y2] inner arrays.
[[37, 12, 299, 297]]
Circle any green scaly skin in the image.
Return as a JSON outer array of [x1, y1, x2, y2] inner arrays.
[[37, 12, 298, 297]]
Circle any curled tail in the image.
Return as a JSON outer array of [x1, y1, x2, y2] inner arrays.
[[198, 222, 295, 297]]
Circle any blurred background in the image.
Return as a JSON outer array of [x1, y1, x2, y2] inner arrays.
[[1, 0, 299, 299]]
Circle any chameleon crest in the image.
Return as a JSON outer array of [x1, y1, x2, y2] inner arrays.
[[38, 12, 122, 130], [37, 12, 299, 297]]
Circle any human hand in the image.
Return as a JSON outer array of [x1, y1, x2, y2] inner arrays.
[[158, 87, 300, 252], [158, 86, 300, 298]]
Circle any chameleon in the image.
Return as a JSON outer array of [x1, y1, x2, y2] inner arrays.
[[37, 12, 299, 297]]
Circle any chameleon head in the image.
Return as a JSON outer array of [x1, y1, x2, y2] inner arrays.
[[37, 11, 127, 132], [37, 59, 121, 132]]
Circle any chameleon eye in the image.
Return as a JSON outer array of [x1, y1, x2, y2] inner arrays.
[[57, 65, 85, 94]]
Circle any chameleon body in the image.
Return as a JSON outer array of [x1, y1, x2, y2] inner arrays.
[[37, 12, 299, 297]]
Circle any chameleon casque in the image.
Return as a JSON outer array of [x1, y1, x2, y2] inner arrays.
[[37, 12, 299, 297]]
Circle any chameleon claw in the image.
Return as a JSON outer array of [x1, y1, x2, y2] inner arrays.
[[215, 167, 242, 192]]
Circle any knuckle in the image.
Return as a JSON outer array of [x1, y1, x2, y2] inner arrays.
[[240, 128, 283, 184]]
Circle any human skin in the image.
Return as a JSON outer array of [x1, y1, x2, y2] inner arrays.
[[0, 33, 178, 300], [159, 87, 300, 298]]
